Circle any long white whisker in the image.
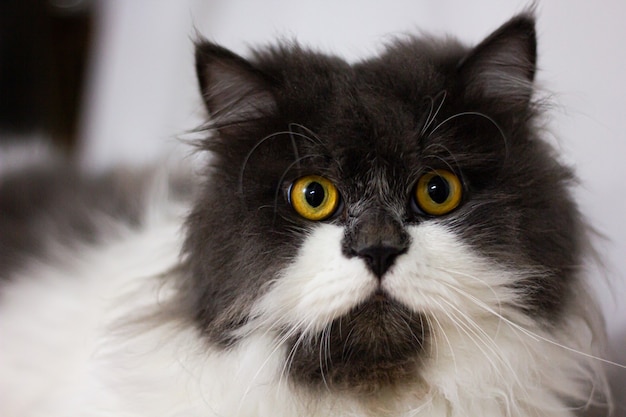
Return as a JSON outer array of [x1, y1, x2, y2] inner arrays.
[[318, 322, 331, 391], [276, 317, 320, 396], [425, 297, 458, 374], [432, 297, 531, 416], [236, 321, 300, 411], [428, 111, 509, 157], [438, 296, 529, 395], [423, 313, 438, 359], [431, 298, 503, 377], [421, 90, 447, 135], [436, 278, 533, 360], [236, 302, 332, 410], [442, 281, 626, 370], [288, 123, 325, 146], [238, 130, 319, 195], [433, 269, 505, 337]]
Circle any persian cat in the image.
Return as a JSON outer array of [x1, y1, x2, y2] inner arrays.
[[0, 14, 612, 417]]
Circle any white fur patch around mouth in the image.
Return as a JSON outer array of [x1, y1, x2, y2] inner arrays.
[[244, 223, 378, 335], [383, 222, 521, 318], [246, 221, 521, 340]]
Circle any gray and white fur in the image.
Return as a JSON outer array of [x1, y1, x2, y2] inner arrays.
[[0, 14, 612, 417]]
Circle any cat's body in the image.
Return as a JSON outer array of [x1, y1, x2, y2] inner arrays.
[[0, 15, 610, 417]]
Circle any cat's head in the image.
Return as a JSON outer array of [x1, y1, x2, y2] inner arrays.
[[183, 15, 583, 393]]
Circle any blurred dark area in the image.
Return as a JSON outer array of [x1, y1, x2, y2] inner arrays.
[[0, 0, 94, 152]]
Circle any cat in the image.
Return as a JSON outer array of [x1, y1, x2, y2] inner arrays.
[[0, 13, 612, 417]]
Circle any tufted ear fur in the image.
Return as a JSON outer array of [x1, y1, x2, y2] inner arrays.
[[195, 40, 276, 128], [458, 14, 537, 110]]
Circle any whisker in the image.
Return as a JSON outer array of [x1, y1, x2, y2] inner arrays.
[[287, 125, 302, 172], [271, 154, 321, 225], [441, 281, 626, 370], [424, 297, 458, 374], [319, 321, 332, 391], [437, 297, 528, 394], [406, 393, 435, 417], [398, 313, 426, 349], [238, 130, 320, 196], [432, 298, 502, 374], [279, 321, 310, 390], [421, 90, 447, 136], [422, 150, 463, 181], [428, 111, 509, 159], [235, 321, 299, 409], [419, 95, 435, 138], [288, 123, 325, 146], [432, 297, 531, 416], [423, 313, 438, 359], [433, 266, 505, 334]]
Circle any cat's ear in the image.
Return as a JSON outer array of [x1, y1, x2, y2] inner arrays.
[[458, 14, 536, 110], [195, 40, 276, 127]]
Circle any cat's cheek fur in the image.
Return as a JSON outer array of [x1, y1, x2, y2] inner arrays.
[[242, 223, 378, 336], [384, 222, 523, 317]]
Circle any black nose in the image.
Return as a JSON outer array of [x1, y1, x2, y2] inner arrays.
[[356, 245, 406, 278]]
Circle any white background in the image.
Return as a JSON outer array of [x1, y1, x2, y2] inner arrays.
[[78, 0, 625, 399]]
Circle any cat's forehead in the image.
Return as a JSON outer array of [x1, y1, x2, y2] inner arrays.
[[284, 88, 441, 190], [260, 42, 453, 120], [259, 42, 461, 169]]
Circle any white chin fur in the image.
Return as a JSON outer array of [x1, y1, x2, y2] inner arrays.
[[0, 219, 607, 416]]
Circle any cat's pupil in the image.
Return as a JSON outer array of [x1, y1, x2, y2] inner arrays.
[[428, 176, 450, 204], [305, 182, 325, 207]]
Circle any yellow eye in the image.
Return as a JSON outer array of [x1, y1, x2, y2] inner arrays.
[[289, 175, 339, 221], [415, 170, 463, 216]]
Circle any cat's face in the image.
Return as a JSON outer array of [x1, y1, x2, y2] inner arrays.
[[183, 15, 582, 393]]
